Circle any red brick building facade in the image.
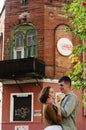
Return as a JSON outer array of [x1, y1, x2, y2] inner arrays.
[[0, 0, 86, 130]]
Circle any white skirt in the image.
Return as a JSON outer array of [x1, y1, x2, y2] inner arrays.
[[44, 125, 62, 130]]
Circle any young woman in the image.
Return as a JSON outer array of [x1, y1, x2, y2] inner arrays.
[[38, 86, 62, 130]]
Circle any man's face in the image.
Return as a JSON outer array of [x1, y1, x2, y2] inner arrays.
[[58, 81, 69, 94]]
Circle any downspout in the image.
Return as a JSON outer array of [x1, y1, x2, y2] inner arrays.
[[82, 40, 86, 79]]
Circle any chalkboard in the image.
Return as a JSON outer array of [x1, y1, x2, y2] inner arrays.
[[13, 95, 32, 121]]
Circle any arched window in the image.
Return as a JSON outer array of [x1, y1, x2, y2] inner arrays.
[[55, 24, 73, 74], [11, 24, 37, 59]]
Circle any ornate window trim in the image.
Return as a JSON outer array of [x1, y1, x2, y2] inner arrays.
[[11, 24, 37, 59]]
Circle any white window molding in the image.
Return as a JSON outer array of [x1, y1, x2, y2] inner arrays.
[[10, 93, 33, 122], [13, 47, 24, 59]]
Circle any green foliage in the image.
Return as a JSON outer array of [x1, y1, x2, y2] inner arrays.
[[67, 45, 86, 89], [63, 0, 86, 89], [72, 44, 86, 56], [63, 0, 86, 40]]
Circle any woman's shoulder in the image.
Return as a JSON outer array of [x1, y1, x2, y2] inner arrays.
[[44, 103, 54, 110]]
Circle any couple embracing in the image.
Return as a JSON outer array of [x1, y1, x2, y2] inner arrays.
[[38, 76, 79, 130]]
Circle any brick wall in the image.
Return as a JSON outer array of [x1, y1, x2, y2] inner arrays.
[[4, 0, 81, 78], [4, 0, 44, 60], [44, 4, 81, 78]]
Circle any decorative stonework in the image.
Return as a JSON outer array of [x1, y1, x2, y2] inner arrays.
[[18, 12, 30, 20]]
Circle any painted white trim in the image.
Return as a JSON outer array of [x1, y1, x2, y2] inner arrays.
[[1, 78, 59, 85], [1, 78, 74, 86], [15, 125, 29, 130], [13, 47, 24, 59], [10, 93, 33, 122]]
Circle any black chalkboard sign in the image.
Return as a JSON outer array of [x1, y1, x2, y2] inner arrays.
[[13, 95, 32, 121]]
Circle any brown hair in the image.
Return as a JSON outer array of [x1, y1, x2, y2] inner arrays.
[[58, 76, 71, 86], [38, 86, 51, 103]]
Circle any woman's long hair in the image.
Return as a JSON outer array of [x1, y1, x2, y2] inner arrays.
[[38, 86, 51, 103]]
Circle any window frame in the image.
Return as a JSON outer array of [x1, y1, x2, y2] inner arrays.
[[26, 30, 37, 57], [11, 24, 37, 59], [13, 47, 24, 59], [10, 93, 34, 122]]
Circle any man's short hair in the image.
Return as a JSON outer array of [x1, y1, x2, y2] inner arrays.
[[58, 76, 71, 86]]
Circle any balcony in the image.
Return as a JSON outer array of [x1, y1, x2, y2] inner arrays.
[[0, 57, 45, 80]]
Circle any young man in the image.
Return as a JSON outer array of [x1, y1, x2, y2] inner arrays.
[[58, 76, 79, 130]]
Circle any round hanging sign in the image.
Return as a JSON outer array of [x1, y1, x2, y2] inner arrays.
[[57, 38, 73, 56]]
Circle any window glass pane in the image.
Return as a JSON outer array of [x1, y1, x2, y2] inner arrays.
[[21, 0, 29, 5], [28, 46, 33, 56], [27, 30, 36, 45], [27, 37, 32, 45], [16, 51, 22, 59], [14, 32, 24, 47], [26, 30, 36, 57], [13, 32, 24, 59]]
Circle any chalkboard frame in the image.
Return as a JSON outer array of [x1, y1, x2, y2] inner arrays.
[[10, 93, 33, 122]]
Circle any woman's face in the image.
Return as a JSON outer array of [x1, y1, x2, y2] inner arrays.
[[48, 87, 55, 100]]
